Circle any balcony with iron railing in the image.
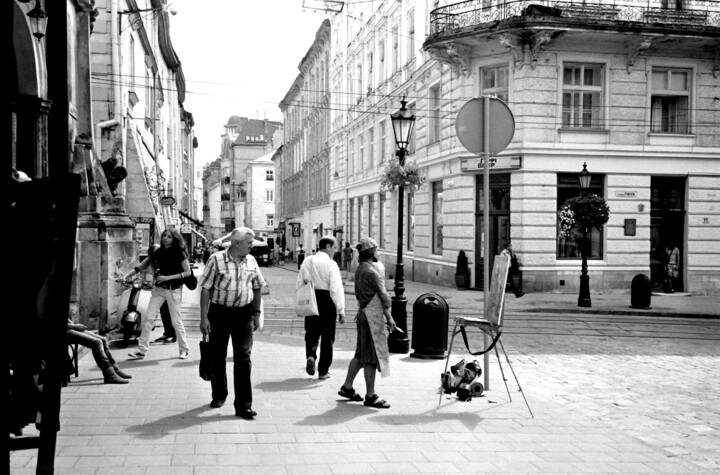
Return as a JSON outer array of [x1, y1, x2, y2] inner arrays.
[[429, 0, 720, 37]]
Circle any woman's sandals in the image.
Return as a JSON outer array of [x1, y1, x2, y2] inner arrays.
[[363, 394, 390, 409], [338, 386, 363, 402]]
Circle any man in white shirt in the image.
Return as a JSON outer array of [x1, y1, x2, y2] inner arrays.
[[296, 235, 346, 379]]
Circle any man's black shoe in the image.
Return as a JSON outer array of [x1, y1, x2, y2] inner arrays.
[[210, 399, 226, 408], [236, 408, 257, 420]]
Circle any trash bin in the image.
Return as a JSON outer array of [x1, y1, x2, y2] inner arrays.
[[410, 292, 449, 359], [630, 274, 652, 309]]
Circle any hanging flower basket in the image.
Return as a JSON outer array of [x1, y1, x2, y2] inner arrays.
[[558, 194, 610, 237], [379, 159, 427, 191]]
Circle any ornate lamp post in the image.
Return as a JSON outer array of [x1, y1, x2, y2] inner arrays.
[[388, 98, 415, 353], [578, 162, 592, 308]]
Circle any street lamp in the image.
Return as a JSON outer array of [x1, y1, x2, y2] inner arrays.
[[27, 0, 48, 39], [388, 98, 415, 353], [578, 162, 592, 308]]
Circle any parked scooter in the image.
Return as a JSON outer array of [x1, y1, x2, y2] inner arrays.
[[115, 278, 153, 347]]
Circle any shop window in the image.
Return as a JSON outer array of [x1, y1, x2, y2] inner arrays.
[[432, 181, 444, 254], [557, 173, 605, 259]]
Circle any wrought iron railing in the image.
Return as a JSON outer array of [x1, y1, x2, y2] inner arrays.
[[429, 0, 720, 36]]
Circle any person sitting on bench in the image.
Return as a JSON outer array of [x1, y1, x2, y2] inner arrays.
[[67, 318, 132, 384]]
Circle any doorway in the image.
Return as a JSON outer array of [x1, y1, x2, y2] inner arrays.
[[475, 174, 511, 290], [650, 176, 685, 292]]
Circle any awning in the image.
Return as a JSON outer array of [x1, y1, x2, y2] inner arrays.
[[191, 228, 207, 240], [179, 210, 203, 227]]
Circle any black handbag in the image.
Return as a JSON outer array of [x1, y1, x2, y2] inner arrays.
[[184, 268, 197, 291], [199, 334, 213, 381]]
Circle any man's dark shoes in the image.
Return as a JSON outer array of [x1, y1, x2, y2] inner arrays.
[[515, 291, 525, 298], [210, 398, 226, 408], [306, 356, 316, 376], [164, 336, 177, 344], [154, 335, 170, 343], [236, 408, 257, 420]]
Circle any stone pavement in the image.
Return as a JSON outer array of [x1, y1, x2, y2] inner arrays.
[[10, 264, 720, 474]]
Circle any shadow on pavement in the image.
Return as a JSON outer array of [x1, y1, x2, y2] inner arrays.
[[294, 401, 376, 426], [124, 405, 225, 439], [256, 377, 324, 392]]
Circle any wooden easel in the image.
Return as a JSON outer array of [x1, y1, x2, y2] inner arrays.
[[439, 254, 533, 417]]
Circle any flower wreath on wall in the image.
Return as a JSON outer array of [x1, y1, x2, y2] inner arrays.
[[558, 194, 610, 237], [379, 159, 427, 191]]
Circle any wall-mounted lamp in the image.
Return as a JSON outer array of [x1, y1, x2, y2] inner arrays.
[[27, 0, 48, 40], [638, 203, 645, 212]]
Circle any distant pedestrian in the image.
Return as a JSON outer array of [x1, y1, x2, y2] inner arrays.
[[663, 243, 680, 293], [296, 235, 346, 380], [199, 227, 265, 420], [338, 237, 397, 409], [297, 244, 305, 270], [342, 242, 353, 271], [500, 241, 524, 298]]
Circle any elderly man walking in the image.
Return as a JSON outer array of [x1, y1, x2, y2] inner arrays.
[[296, 235, 346, 380], [199, 227, 265, 420]]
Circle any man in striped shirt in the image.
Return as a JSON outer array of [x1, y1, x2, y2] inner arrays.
[[199, 227, 266, 420]]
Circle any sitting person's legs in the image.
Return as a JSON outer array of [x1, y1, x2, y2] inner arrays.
[[68, 330, 131, 384]]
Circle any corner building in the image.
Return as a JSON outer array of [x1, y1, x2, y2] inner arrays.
[[328, 0, 719, 296]]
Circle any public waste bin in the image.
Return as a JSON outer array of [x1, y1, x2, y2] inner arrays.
[[410, 292, 449, 359], [630, 274, 652, 309]]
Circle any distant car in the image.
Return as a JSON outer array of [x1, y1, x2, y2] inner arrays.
[[250, 243, 272, 266]]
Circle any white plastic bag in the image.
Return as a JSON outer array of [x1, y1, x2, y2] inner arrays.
[[295, 280, 318, 316]]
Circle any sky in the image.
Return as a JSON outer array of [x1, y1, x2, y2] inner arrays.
[[168, 1, 333, 169]]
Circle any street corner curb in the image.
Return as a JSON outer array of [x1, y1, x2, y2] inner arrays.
[[518, 308, 719, 319]]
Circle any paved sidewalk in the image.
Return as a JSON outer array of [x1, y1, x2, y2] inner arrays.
[[10, 265, 719, 474]]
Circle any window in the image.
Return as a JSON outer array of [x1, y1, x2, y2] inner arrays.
[[358, 132, 364, 170], [356, 63, 363, 101], [129, 36, 136, 91], [367, 52, 374, 91], [349, 138, 355, 173], [480, 65, 508, 102], [379, 120, 387, 163], [407, 10, 415, 62], [392, 26, 399, 73], [267, 214, 274, 227], [432, 182, 444, 254], [266, 169, 274, 180], [557, 173, 605, 259], [407, 192, 414, 251], [379, 193, 385, 248], [562, 63, 604, 128], [266, 189, 274, 202], [429, 85, 441, 143], [368, 194, 375, 239], [368, 127, 375, 168], [651, 67, 690, 134], [357, 196, 364, 241], [378, 39, 386, 82]]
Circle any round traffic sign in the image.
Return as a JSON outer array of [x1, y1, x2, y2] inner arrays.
[[455, 97, 515, 155]]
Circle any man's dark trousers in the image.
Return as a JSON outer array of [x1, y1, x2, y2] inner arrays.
[[208, 303, 254, 411], [304, 290, 337, 376]]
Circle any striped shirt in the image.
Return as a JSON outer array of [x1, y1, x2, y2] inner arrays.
[[198, 250, 266, 307]]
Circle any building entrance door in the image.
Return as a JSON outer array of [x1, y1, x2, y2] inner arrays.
[[650, 176, 685, 292], [475, 174, 511, 290]]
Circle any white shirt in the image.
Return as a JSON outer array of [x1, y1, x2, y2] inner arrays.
[[296, 252, 345, 314]]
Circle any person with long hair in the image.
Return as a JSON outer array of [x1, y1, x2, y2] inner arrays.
[[338, 237, 398, 409], [124, 228, 191, 360]]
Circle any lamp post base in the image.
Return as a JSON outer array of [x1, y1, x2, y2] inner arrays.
[[578, 275, 592, 308], [389, 296, 409, 354]]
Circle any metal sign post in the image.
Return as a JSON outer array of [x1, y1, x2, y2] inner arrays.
[[456, 96, 515, 391]]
